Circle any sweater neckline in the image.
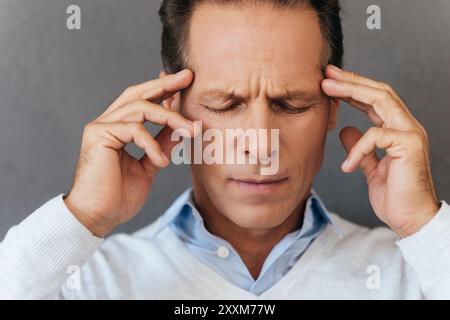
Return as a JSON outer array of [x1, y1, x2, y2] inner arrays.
[[155, 218, 338, 298]]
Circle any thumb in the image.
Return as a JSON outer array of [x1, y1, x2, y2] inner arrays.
[[339, 126, 378, 179], [139, 126, 184, 176], [154, 125, 183, 158], [340, 126, 362, 153]]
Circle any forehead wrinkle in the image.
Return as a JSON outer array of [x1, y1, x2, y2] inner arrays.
[[271, 88, 322, 102], [196, 71, 323, 103], [195, 63, 324, 104]]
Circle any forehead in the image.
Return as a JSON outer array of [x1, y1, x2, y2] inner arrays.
[[187, 2, 325, 95]]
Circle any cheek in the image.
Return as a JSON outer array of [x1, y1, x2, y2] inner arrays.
[[282, 109, 329, 171], [284, 104, 329, 140], [179, 94, 196, 121]]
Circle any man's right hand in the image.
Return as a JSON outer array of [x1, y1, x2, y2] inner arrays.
[[64, 69, 196, 238]]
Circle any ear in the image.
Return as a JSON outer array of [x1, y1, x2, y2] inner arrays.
[[158, 71, 181, 111], [327, 97, 340, 131]]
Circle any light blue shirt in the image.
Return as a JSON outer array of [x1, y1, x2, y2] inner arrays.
[[153, 188, 341, 295]]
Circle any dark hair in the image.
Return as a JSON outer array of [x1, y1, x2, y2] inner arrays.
[[159, 0, 343, 73]]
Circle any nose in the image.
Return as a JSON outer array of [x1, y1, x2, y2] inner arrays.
[[238, 100, 279, 165]]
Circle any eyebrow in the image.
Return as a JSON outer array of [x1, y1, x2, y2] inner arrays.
[[271, 89, 321, 102], [198, 88, 321, 105], [198, 89, 237, 104]]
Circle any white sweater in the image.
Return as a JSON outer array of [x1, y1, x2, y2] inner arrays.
[[1, 193, 450, 299]]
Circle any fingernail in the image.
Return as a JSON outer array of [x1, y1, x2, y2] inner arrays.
[[341, 158, 350, 171], [329, 65, 343, 72], [323, 79, 339, 86]]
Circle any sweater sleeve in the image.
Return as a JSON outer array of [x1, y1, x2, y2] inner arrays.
[[0, 195, 103, 299], [396, 200, 450, 299]]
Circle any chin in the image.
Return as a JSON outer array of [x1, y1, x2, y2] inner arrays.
[[224, 201, 295, 229]]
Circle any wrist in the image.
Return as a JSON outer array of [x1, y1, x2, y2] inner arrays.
[[63, 195, 114, 238], [393, 202, 441, 238]]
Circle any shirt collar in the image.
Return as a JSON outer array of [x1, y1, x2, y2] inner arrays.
[[152, 187, 343, 238], [309, 188, 344, 238]]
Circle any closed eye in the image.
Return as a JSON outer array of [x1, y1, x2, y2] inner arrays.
[[200, 102, 317, 115], [200, 103, 241, 114], [272, 101, 315, 114]]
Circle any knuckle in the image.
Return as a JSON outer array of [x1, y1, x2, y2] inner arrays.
[[418, 124, 428, 139], [367, 127, 380, 138], [392, 108, 408, 123], [82, 122, 103, 146], [408, 131, 425, 147], [133, 123, 150, 138], [139, 91, 149, 100], [379, 89, 393, 101], [129, 122, 142, 133], [349, 71, 359, 80], [128, 100, 149, 116], [379, 82, 393, 92], [133, 99, 153, 110], [83, 122, 96, 136], [123, 85, 137, 95], [128, 99, 144, 108]]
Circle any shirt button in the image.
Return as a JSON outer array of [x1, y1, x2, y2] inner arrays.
[[216, 246, 230, 258]]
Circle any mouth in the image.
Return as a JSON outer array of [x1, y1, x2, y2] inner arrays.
[[229, 176, 289, 193]]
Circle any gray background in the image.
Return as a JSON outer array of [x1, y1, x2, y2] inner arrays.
[[1, 0, 449, 238]]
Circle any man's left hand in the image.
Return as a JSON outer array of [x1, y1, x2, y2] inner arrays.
[[322, 65, 440, 238]]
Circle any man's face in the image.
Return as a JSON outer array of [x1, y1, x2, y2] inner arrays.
[[178, 3, 338, 229]]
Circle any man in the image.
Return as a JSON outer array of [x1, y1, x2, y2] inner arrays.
[[0, 0, 449, 299]]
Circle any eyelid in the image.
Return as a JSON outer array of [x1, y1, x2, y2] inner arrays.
[[275, 100, 317, 109], [200, 103, 240, 113], [273, 101, 316, 114], [201, 101, 318, 114], [278, 97, 320, 105]]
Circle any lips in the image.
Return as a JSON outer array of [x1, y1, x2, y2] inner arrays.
[[229, 176, 289, 193], [231, 177, 288, 184]]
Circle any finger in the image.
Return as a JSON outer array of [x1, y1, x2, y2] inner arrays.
[[325, 65, 419, 126], [167, 92, 181, 112], [321, 79, 417, 131], [97, 99, 195, 137], [340, 126, 379, 180], [139, 125, 183, 170], [342, 127, 425, 173], [87, 121, 169, 169], [341, 97, 384, 127], [158, 70, 182, 112], [326, 65, 398, 96], [100, 69, 194, 117], [159, 71, 173, 110]]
